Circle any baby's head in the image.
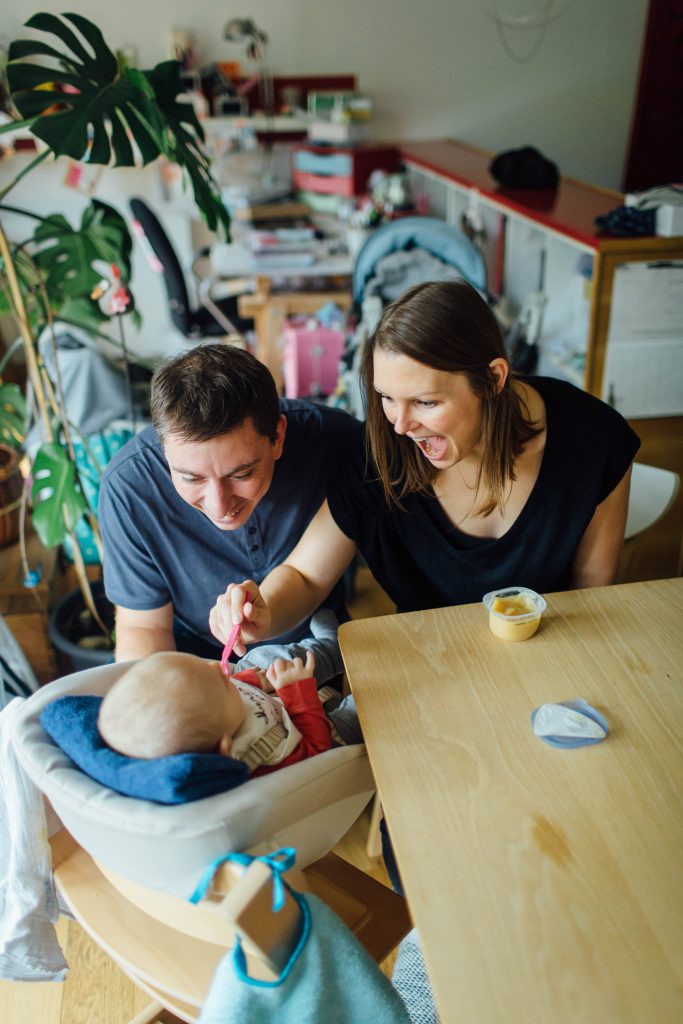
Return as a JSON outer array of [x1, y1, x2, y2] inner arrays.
[[98, 651, 246, 759]]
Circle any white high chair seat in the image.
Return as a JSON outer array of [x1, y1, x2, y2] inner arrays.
[[13, 662, 376, 897]]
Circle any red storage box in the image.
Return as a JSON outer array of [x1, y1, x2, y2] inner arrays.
[[282, 323, 345, 398]]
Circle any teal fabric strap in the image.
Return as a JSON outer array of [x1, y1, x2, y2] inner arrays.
[[188, 847, 311, 988]]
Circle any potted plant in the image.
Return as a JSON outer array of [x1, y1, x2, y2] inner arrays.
[[0, 12, 231, 664]]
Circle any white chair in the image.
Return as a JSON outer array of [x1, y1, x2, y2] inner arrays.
[[625, 463, 680, 541], [12, 663, 410, 1022]]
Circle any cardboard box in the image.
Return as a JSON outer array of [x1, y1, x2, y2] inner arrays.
[[282, 324, 345, 399]]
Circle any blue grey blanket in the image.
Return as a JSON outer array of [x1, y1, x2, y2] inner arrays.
[[39, 696, 248, 804]]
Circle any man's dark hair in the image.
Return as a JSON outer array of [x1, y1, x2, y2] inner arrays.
[[150, 344, 281, 443]]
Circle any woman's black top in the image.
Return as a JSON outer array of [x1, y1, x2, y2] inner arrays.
[[327, 377, 640, 612]]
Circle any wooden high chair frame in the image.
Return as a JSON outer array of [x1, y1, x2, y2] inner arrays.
[[51, 828, 410, 1024]]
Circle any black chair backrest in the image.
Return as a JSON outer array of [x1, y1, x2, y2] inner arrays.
[[129, 198, 192, 336]]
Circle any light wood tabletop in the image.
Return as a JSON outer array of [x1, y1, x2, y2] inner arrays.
[[339, 578, 683, 1024]]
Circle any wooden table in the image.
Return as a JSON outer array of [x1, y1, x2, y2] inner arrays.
[[338, 579, 683, 1024]]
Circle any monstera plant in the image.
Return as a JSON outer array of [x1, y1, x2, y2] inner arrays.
[[0, 11, 231, 633]]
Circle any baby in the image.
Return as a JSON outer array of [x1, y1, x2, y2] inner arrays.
[[97, 650, 339, 775]]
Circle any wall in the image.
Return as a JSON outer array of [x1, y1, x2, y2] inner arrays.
[[4, 0, 648, 191]]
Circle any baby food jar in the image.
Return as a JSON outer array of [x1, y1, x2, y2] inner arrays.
[[482, 587, 547, 642]]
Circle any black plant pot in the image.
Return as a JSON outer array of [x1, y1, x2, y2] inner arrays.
[[49, 579, 115, 675]]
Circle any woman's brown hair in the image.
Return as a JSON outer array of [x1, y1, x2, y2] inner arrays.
[[360, 279, 541, 516]]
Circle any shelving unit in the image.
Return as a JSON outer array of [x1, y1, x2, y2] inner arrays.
[[398, 139, 683, 402]]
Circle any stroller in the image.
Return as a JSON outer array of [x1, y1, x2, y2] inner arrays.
[[334, 216, 488, 418]]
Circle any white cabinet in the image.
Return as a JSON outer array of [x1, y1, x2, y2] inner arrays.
[[399, 140, 683, 410]]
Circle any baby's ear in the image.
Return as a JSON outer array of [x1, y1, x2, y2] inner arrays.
[[218, 734, 233, 756]]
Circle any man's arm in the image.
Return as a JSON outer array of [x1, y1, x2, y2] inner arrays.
[[570, 467, 632, 588], [114, 603, 175, 661]]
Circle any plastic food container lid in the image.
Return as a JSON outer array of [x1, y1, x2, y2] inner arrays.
[[482, 586, 547, 623]]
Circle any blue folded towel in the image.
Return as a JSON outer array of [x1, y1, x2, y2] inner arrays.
[[39, 696, 248, 804]]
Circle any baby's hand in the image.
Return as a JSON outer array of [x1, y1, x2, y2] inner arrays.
[[246, 666, 274, 692], [266, 651, 316, 691]]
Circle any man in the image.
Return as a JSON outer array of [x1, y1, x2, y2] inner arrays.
[[99, 344, 361, 662]]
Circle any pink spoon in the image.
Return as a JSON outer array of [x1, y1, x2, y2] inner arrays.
[[220, 591, 251, 673]]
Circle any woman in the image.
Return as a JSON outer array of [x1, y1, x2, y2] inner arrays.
[[210, 279, 640, 654]]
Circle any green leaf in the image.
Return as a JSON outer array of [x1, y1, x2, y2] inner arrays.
[[6, 14, 229, 233], [0, 382, 27, 448], [145, 61, 231, 238], [7, 13, 165, 166], [31, 442, 88, 547], [30, 198, 133, 305], [57, 295, 113, 329]]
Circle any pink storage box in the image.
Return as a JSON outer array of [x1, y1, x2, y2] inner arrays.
[[282, 323, 345, 399]]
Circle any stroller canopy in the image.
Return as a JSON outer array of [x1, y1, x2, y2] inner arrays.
[[352, 216, 487, 307]]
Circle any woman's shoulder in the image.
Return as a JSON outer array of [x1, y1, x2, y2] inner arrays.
[[528, 376, 640, 462], [529, 376, 629, 428]]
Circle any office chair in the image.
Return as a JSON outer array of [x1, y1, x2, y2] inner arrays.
[[129, 198, 252, 341]]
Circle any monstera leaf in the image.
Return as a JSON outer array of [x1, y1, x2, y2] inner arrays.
[[7, 12, 164, 165], [6, 13, 230, 234], [31, 442, 88, 547], [31, 199, 133, 303], [146, 61, 231, 237], [0, 383, 27, 449]]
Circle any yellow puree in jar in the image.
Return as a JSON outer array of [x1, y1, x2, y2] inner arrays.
[[491, 594, 536, 616], [489, 592, 541, 641]]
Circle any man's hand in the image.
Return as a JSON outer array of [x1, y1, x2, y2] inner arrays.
[[266, 651, 316, 691], [209, 580, 271, 657]]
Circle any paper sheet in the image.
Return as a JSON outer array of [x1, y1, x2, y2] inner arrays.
[[602, 261, 683, 417]]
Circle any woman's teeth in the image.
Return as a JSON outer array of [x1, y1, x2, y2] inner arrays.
[[415, 436, 447, 460]]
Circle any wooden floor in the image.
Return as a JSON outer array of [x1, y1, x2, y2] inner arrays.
[[0, 567, 399, 1024]]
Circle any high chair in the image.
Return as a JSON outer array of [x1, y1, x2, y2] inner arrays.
[[12, 663, 411, 1023]]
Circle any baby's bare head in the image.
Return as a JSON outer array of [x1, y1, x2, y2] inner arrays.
[[98, 652, 243, 758]]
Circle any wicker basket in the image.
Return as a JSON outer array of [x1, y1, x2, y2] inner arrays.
[[0, 444, 23, 548]]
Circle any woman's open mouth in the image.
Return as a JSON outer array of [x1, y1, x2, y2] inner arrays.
[[411, 435, 448, 461]]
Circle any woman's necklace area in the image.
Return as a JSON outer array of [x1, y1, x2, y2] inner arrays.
[[433, 460, 482, 529]]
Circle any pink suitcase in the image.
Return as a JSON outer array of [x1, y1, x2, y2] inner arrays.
[[282, 322, 345, 399]]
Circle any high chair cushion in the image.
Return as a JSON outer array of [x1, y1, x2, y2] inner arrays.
[[13, 663, 375, 896], [40, 696, 248, 804]]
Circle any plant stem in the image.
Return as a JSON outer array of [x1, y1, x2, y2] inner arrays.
[[0, 203, 49, 223], [0, 148, 51, 202], [0, 115, 42, 137], [0, 221, 53, 440], [0, 335, 24, 377]]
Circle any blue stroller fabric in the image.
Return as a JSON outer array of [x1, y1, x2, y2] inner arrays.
[[198, 891, 409, 1023], [352, 216, 487, 306], [39, 696, 248, 803]]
